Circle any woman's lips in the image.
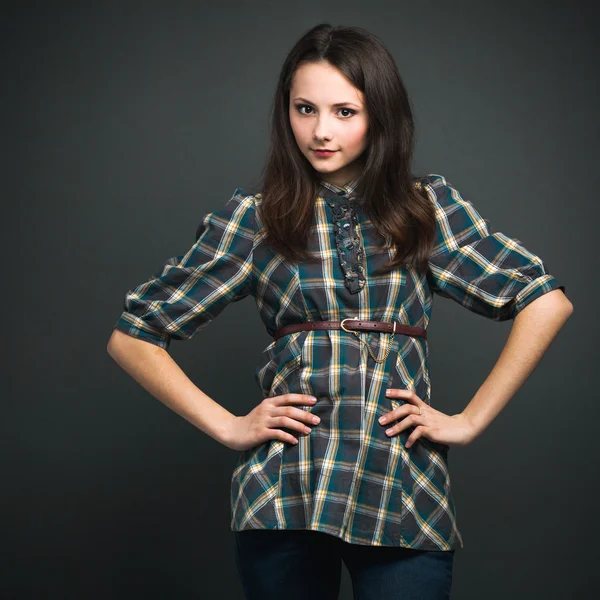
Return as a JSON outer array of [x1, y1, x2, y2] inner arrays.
[[312, 149, 337, 157]]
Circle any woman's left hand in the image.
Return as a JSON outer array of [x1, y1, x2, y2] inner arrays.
[[381, 388, 476, 448]]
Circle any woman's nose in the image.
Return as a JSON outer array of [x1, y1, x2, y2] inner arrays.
[[313, 117, 333, 140]]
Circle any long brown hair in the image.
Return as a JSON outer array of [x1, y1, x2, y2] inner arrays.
[[254, 23, 436, 275]]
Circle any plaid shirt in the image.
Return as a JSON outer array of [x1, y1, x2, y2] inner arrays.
[[114, 173, 565, 550]]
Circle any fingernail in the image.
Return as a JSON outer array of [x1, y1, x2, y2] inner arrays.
[[386, 389, 391, 395], [385, 428, 393, 435], [379, 416, 386, 424]]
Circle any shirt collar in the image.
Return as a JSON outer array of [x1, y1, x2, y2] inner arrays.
[[316, 174, 362, 202]]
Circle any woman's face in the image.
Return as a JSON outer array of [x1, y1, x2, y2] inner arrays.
[[289, 61, 369, 187]]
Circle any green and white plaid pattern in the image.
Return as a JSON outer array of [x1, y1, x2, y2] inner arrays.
[[114, 174, 565, 549]]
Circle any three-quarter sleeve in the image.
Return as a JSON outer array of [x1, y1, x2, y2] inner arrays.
[[113, 189, 256, 349], [424, 174, 566, 321]]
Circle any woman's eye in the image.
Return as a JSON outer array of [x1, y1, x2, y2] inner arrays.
[[295, 104, 356, 118], [296, 104, 314, 115]]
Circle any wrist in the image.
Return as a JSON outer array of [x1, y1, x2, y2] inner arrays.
[[461, 411, 484, 442], [216, 413, 239, 449]]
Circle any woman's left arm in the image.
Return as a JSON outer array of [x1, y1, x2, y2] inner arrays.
[[386, 290, 573, 447], [461, 288, 573, 441], [384, 174, 574, 448]]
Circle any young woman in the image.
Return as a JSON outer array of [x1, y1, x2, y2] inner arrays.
[[107, 23, 572, 600]]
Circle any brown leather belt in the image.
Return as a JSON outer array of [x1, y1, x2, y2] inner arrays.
[[273, 318, 427, 341]]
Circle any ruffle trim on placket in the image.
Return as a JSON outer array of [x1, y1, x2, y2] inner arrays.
[[326, 192, 366, 294]]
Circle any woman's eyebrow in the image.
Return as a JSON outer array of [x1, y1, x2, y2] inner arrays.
[[292, 96, 361, 109]]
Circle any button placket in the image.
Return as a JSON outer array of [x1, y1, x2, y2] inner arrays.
[[327, 191, 366, 294]]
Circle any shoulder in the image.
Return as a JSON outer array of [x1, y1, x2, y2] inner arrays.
[[417, 173, 474, 214], [419, 174, 490, 246], [413, 174, 457, 206], [414, 173, 453, 197], [230, 188, 266, 216], [194, 188, 259, 242], [229, 188, 259, 210]]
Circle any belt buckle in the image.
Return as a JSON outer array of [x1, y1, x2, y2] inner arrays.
[[340, 317, 359, 333]]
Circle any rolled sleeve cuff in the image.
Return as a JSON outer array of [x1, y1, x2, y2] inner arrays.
[[113, 312, 171, 349], [511, 274, 566, 318]]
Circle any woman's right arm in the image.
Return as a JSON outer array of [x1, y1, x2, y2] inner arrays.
[[107, 329, 238, 447], [106, 330, 319, 449], [108, 191, 318, 449]]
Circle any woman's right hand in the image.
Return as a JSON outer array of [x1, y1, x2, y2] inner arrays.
[[223, 393, 320, 451]]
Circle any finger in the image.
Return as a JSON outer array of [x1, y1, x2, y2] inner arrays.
[[272, 415, 313, 435], [378, 405, 415, 425], [280, 405, 321, 426], [274, 430, 299, 445], [405, 426, 425, 448], [383, 414, 419, 436], [273, 393, 317, 405], [386, 389, 423, 404]]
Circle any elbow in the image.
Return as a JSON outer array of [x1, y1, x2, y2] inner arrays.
[[557, 288, 574, 318], [107, 329, 129, 359], [514, 288, 573, 323], [558, 285, 573, 313], [565, 299, 574, 319], [106, 330, 119, 358], [564, 295, 574, 313], [560, 300, 574, 330]]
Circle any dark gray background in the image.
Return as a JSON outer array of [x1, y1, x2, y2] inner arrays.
[[3, 1, 597, 598]]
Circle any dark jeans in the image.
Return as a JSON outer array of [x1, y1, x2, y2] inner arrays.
[[233, 528, 455, 600]]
